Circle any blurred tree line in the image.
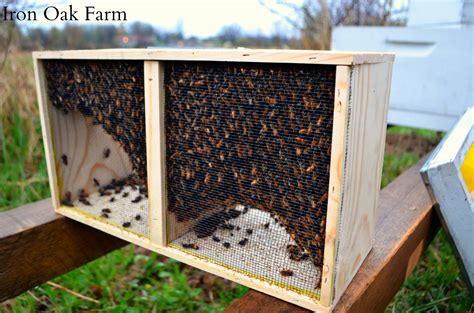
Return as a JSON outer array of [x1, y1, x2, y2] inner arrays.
[[14, 22, 297, 51], [1, 0, 407, 60], [261, 0, 407, 50]]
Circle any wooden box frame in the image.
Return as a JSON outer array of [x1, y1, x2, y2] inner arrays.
[[33, 49, 394, 311]]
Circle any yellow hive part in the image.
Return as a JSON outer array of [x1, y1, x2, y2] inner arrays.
[[460, 143, 474, 194]]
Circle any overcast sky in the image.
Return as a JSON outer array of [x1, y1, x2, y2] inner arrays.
[[16, 0, 301, 37]]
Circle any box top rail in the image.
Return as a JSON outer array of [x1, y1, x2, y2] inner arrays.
[[33, 48, 394, 66]]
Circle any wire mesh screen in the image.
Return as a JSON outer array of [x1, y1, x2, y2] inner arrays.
[[44, 60, 149, 236], [165, 61, 335, 296]]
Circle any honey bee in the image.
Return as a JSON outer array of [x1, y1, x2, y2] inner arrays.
[[131, 196, 142, 203], [103, 148, 110, 159], [238, 238, 249, 246], [204, 173, 211, 185], [251, 167, 257, 176], [280, 269, 294, 277], [79, 198, 91, 206], [61, 154, 68, 166], [99, 189, 112, 197], [62, 191, 73, 207], [317, 115, 324, 126], [182, 243, 199, 250]]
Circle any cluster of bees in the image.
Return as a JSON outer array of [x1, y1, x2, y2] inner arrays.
[[181, 206, 310, 278], [182, 206, 252, 250], [45, 59, 148, 230], [100, 207, 142, 228], [60, 145, 147, 211], [166, 61, 335, 268], [44, 60, 147, 182]]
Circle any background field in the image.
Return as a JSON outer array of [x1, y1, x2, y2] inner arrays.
[[0, 53, 471, 312]]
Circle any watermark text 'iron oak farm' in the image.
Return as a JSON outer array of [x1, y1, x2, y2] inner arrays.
[[2, 5, 127, 22]]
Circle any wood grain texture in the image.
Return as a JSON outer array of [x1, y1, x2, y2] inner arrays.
[[145, 61, 167, 246], [320, 66, 351, 305], [223, 288, 310, 313], [33, 49, 394, 66], [333, 62, 393, 303], [0, 199, 127, 302], [50, 107, 133, 200], [34, 59, 60, 209], [224, 156, 439, 313]]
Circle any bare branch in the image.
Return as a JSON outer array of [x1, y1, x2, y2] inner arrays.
[[259, 0, 304, 30], [1, 23, 15, 70]]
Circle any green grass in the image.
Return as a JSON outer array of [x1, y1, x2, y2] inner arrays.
[[3, 247, 247, 312], [381, 153, 420, 188], [0, 112, 50, 212], [0, 60, 470, 312], [387, 125, 442, 142], [387, 231, 472, 312]]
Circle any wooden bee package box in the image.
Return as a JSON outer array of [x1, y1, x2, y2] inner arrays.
[[34, 49, 394, 312]]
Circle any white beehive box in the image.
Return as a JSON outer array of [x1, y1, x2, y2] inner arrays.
[[421, 107, 474, 291]]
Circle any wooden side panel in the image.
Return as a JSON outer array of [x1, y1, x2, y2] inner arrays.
[[320, 66, 351, 306], [333, 62, 393, 304], [33, 59, 60, 209], [50, 108, 133, 200], [146, 61, 167, 246]]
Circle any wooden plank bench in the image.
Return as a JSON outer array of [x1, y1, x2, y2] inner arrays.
[[0, 157, 438, 312]]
